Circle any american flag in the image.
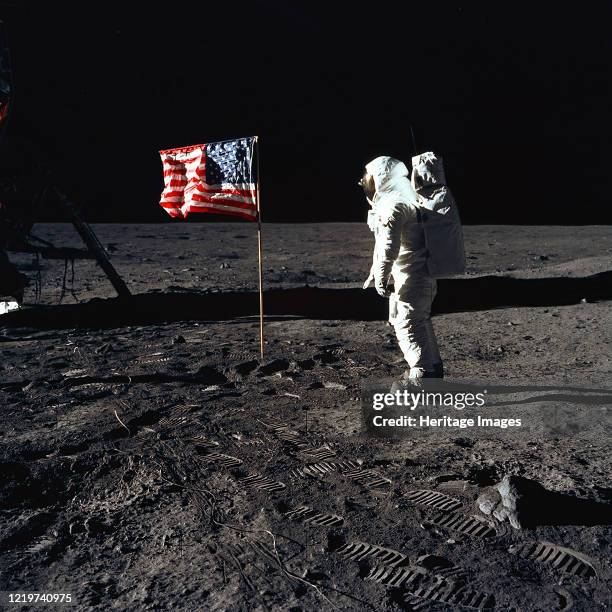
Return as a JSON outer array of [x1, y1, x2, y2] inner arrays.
[[159, 136, 257, 221]]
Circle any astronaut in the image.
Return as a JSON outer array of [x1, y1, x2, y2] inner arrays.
[[361, 153, 465, 380]]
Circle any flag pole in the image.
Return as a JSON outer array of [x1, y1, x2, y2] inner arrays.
[[255, 135, 264, 359]]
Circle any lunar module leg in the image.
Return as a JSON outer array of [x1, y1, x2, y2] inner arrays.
[[55, 190, 131, 298]]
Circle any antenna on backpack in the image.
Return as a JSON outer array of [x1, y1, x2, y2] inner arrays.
[[409, 124, 418, 159]]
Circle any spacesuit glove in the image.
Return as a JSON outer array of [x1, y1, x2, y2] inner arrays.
[[375, 280, 392, 298], [363, 271, 374, 289]]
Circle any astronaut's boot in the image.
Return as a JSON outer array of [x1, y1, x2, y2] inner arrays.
[[402, 362, 443, 379]]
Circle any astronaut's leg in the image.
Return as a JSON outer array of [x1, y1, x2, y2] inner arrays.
[[423, 280, 443, 376], [423, 320, 444, 378], [388, 292, 398, 326], [392, 277, 442, 379]]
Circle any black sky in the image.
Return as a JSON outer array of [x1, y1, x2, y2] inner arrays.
[[2, 1, 611, 224]]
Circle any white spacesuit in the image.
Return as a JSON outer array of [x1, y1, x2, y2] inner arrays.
[[363, 153, 464, 379]]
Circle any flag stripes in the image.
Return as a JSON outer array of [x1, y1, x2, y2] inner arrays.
[[159, 138, 257, 221]]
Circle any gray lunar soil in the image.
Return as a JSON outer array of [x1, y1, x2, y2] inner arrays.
[[0, 223, 611, 611]]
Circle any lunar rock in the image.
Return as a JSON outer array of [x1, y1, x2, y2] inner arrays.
[[478, 475, 612, 530]]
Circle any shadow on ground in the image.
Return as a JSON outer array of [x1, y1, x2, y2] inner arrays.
[[2, 271, 611, 330]]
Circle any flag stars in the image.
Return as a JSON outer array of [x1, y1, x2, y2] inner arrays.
[[206, 138, 254, 185]]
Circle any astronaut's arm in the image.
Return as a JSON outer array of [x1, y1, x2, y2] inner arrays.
[[374, 205, 404, 293], [363, 209, 377, 288], [367, 209, 376, 232]]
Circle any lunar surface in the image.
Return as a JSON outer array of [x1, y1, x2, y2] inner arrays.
[[1, 223, 610, 611]]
